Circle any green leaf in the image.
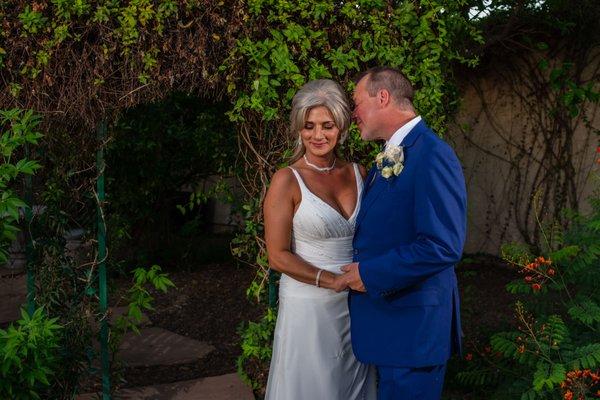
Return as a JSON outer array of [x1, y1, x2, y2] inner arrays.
[[567, 343, 600, 369], [549, 245, 580, 264], [532, 362, 565, 391], [568, 298, 600, 324]]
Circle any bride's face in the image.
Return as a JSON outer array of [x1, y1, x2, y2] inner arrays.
[[300, 106, 340, 159]]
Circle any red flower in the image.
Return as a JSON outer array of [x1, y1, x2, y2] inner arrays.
[[532, 283, 542, 291], [525, 275, 533, 282], [564, 390, 573, 400], [465, 353, 473, 361], [526, 262, 538, 269], [547, 268, 555, 276]]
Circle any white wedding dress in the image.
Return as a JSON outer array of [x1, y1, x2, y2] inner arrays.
[[265, 164, 377, 400]]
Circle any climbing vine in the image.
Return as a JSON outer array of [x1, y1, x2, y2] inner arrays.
[[0, 0, 241, 135], [454, 0, 600, 251]]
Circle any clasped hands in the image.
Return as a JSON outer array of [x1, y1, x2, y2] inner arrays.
[[332, 262, 366, 293]]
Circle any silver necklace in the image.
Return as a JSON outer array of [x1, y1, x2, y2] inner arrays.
[[303, 154, 336, 172]]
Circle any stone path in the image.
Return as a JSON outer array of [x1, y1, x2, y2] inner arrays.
[[0, 272, 254, 400], [77, 374, 253, 400], [118, 326, 215, 367]]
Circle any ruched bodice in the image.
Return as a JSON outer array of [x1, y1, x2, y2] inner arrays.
[[279, 164, 363, 298]]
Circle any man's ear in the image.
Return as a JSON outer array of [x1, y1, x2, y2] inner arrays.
[[377, 89, 391, 107]]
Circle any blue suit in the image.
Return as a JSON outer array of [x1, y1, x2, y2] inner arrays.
[[350, 120, 466, 398]]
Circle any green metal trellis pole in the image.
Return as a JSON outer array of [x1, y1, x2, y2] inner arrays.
[[97, 120, 110, 399], [24, 144, 34, 316]]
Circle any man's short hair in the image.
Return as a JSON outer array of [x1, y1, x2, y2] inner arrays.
[[355, 67, 415, 111]]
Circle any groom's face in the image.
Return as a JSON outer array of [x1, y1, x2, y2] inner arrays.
[[352, 77, 380, 141]]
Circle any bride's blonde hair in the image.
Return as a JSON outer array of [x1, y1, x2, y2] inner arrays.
[[288, 79, 351, 164]]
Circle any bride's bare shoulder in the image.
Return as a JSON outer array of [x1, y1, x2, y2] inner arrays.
[[268, 167, 299, 193]]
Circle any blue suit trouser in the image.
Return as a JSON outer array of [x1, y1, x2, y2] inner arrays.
[[377, 364, 447, 400]]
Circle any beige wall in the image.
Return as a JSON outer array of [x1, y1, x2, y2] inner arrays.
[[448, 57, 599, 255]]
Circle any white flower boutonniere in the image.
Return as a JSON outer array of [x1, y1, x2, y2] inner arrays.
[[375, 145, 404, 179]]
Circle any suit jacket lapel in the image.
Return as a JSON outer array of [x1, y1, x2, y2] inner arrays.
[[355, 120, 428, 228], [363, 165, 377, 196], [356, 172, 386, 227]]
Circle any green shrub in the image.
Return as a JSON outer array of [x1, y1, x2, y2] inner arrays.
[[455, 186, 600, 400], [0, 108, 43, 263], [0, 308, 63, 400], [110, 264, 175, 378], [236, 307, 276, 399]]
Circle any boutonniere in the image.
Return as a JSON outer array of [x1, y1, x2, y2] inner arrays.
[[375, 145, 404, 179]]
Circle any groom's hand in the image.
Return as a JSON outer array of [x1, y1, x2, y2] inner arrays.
[[340, 263, 366, 293]]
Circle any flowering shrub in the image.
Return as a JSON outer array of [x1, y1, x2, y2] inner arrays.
[[561, 369, 600, 400], [456, 181, 600, 399]]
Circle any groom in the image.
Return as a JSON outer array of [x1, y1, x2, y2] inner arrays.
[[341, 67, 467, 399]]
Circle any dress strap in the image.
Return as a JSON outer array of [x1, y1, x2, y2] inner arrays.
[[287, 167, 309, 194], [352, 163, 364, 194]]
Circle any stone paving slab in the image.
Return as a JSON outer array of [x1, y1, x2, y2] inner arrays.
[[78, 373, 254, 400], [0, 265, 25, 277], [119, 327, 214, 367], [0, 274, 27, 324]]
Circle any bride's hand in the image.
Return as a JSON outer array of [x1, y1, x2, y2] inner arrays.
[[331, 274, 349, 293]]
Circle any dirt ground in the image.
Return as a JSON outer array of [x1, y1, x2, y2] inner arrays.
[[116, 261, 264, 388], [445, 254, 521, 399], [115, 253, 519, 398]]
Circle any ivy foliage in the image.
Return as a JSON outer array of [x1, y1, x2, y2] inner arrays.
[[226, 0, 482, 133], [0, 109, 43, 263], [0, 0, 240, 132]]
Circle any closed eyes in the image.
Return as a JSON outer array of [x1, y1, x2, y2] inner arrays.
[[304, 122, 336, 130]]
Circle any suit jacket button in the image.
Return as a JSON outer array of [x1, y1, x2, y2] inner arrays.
[[353, 249, 359, 255]]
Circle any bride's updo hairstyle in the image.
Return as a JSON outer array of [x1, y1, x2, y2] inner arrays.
[[289, 79, 351, 163]]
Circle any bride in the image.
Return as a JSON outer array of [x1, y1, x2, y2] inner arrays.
[[263, 79, 376, 399]]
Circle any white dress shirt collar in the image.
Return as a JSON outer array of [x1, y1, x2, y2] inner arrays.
[[385, 116, 422, 149]]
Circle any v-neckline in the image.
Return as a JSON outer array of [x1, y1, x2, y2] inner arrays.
[[292, 165, 361, 222]]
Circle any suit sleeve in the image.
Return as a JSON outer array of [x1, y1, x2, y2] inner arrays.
[[359, 143, 467, 297]]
